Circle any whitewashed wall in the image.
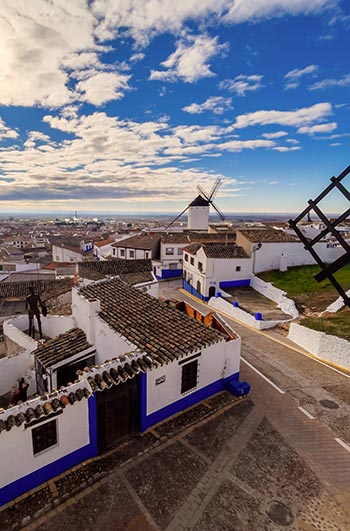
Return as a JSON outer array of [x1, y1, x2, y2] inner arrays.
[[41, 315, 74, 338], [52, 245, 82, 263], [208, 296, 291, 330], [250, 275, 299, 318], [3, 316, 38, 353], [323, 290, 350, 314], [93, 315, 138, 364], [0, 350, 34, 396], [288, 322, 350, 371], [146, 337, 240, 415], [0, 393, 90, 489]]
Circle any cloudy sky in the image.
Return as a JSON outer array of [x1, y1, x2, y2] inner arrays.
[[0, 0, 349, 215]]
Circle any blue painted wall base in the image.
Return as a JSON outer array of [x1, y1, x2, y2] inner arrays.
[[139, 372, 242, 432], [1, 396, 98, 508], [219, 279, 250, 289], [182, 280, 209, 301]]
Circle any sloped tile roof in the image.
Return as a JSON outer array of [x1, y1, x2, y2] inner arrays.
[[237, 228, 299, 243], [79, 279, 225, 364], [112, 234, 160, 250], [161, 232, 236, 244], [202, 245, 249, 259], [0, 279, 73, 301], [78, 259, 153, 285], [34, 328, 93, 368]]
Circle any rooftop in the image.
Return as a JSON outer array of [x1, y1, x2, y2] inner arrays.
[[161, 232, 236, 245], [112, 234, 160, 250], [0, 279, 73, 301], [78, 259, 153, 285], [79, 279, 225, 364], [237, 228, 299, 243], [188, 195, 210, 207], [33, 328, 92, 369], [202, 245, 249, 259]]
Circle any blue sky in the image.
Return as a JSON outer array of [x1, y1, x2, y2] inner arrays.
[[0, 0, 349, 215]]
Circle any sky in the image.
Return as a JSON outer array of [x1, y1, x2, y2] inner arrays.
[[0, 0, 349, 216]]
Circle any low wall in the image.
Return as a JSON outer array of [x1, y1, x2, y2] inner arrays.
[[208, 296, 286, 330], [323, 289, 350, 314], [0, 350, 34, 396], [288, 322, 350, 371], [3, 317, 38, 354], [41, 315, 75, 338], [250, 275, 299, 318]]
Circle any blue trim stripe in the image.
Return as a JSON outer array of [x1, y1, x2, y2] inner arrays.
[[160, 269, 183, 279], [1, 396, 98, 508], [219, 279, 250, 289], [139, 372, 240, 431]]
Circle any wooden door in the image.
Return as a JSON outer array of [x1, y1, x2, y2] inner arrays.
[[96, 376, 139, 453]]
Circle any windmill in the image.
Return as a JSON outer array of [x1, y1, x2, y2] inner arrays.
[[166, 178, 225, 231]]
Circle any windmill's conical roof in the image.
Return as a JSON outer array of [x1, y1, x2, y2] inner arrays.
[[189, 195, 210, 207]]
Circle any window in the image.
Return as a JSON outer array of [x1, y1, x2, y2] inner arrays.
[[32, 420, 57, 455], [177, 248, 183, 255], [113, 249, 116, 255], [198, 261, 203, 272], [184, 254, 188, 262], [165, 247, 174, 255], [129, 250, 135, 258], [181, 360, 198, 393], [235, 266, 241, 272], [169, 263, 177, 270], [190, 257, 194, 265], [145, 252, 150, 259], [120, 249, 125, 256]]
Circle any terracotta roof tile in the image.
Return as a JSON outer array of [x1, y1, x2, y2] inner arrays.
[[0, 279, 73, 301], [78, 259, 153, 285], [79, 278, 224, 362], [34, 328, 93, 368], [237, 228, 299, 243], [202, 244, 249, 259]]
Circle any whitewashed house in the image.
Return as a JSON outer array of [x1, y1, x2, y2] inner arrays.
[[152, 233, 237, 280], [52, 241, 94, 263], [111, 234, 160, 260], [236, 228, 344, 273], [93, 238, 115, 260], [183, 244, 252, 300], [0, 278, 248, 506]]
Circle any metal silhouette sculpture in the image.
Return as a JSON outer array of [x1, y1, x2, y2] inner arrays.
[[289, 165, 350, 309], [25, 286, 44, 339]]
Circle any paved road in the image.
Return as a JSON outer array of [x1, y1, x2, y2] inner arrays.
[[175, 288, 350, 446]]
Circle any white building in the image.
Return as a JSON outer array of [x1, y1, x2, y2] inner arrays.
[[52, 242, 94, 263], [183, 244, 252, 300], [0, 277, 248, 506], [112, 234, 160, 260], [93, 238, 115, 260], [236, 228, 344, 274], [152, 233, 237, 280]]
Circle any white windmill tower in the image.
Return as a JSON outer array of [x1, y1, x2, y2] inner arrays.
[[166, 178, 225, 231]]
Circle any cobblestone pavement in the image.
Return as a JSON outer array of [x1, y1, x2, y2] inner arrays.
[[3, 364, 348, 531]]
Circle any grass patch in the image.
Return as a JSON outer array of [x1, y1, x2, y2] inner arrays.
[[258, 265, 350, 312], [301, 309, 350, 341]]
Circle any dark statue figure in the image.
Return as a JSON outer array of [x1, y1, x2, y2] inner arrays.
[[25, 287, 43, 339]]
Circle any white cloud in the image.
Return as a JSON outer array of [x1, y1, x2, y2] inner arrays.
[[232, 102, 333, 129], [284, 64, 318, 89], [224, 0, 335, 23], [309, 73, 350, 91], [297, 122, 337, 134], [219, 75, 263, 96], [149, 34, 228, 83], [262, 131, 288, 139], [75, 72, 131, 105], [183, 96, 233, 115], [273, 146, 301, 152], [285, 64, 318, 80], [0, 117, 19, 141], [218, 139, 275, 151]]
